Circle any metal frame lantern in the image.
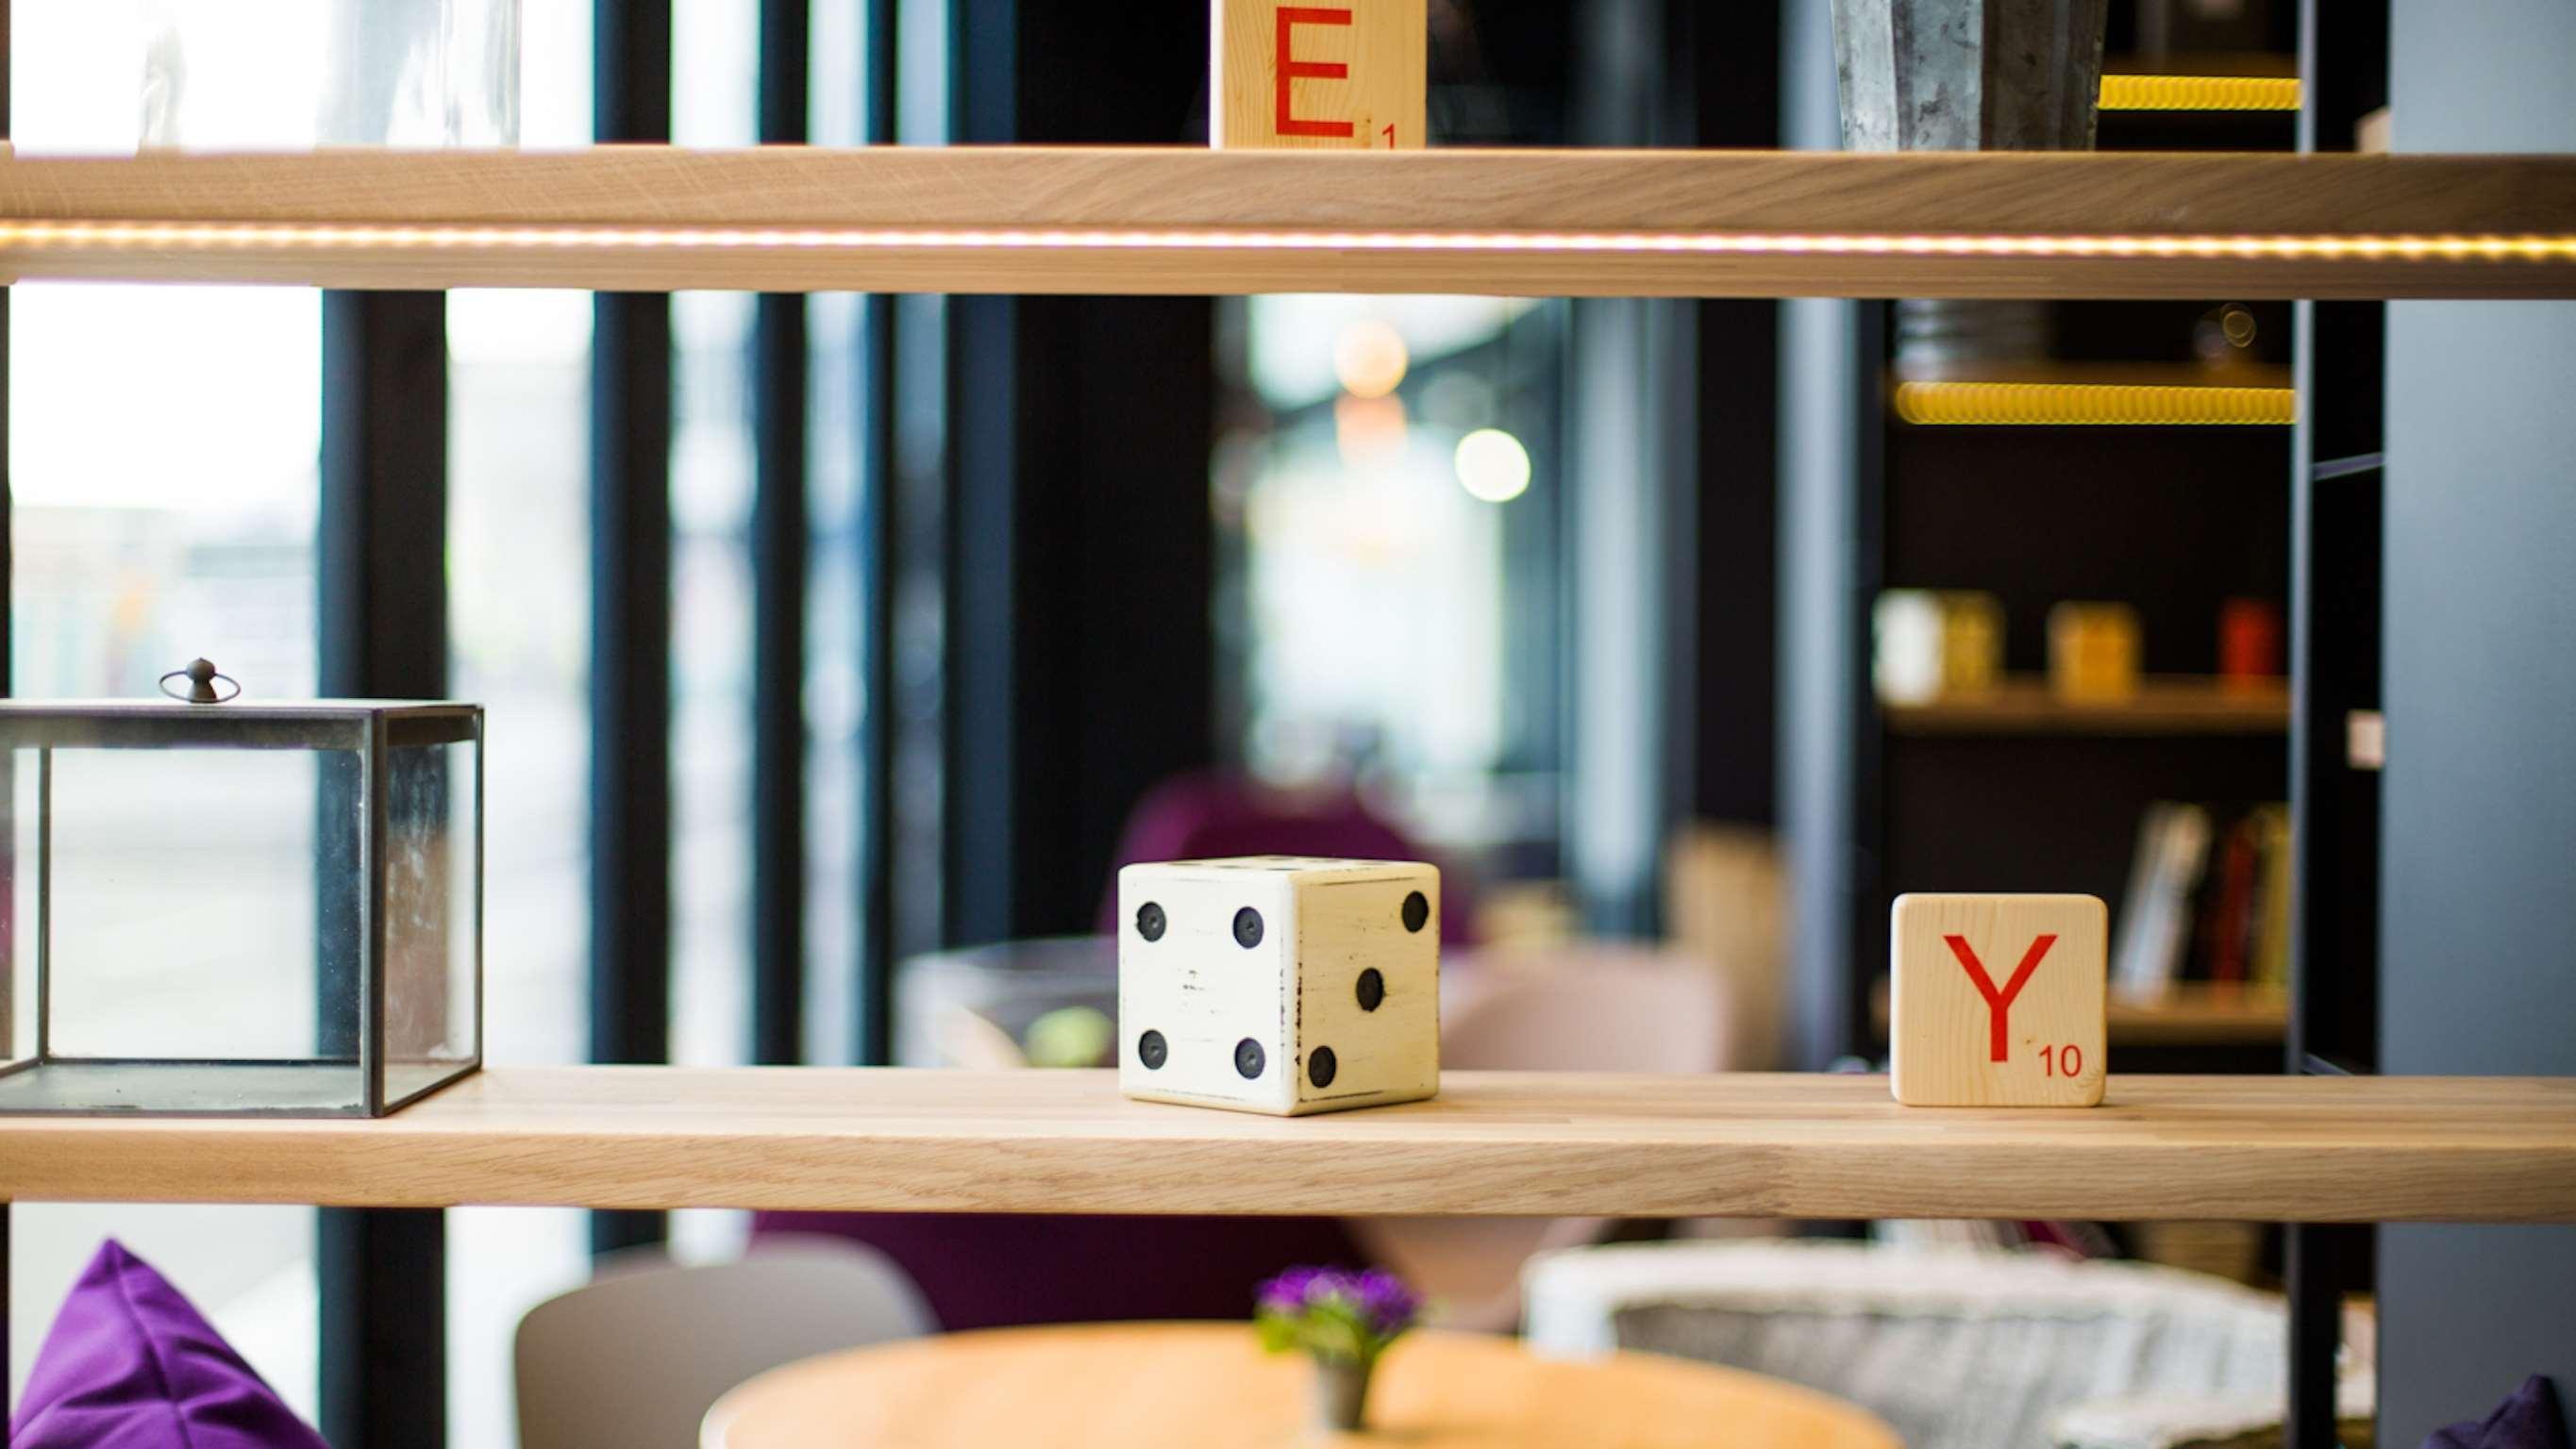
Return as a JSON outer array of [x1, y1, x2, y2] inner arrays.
[[0, 663, 483, 1116]]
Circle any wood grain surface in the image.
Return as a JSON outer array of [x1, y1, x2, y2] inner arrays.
[[703, 1324, 1899, 1449], [3, 1068, 2571, 1223], [0, 147, 2569, 296], [1891, 894, 2109, 1108]]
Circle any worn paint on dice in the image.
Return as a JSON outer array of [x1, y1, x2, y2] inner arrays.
[[1119, 856, 1439, 1115]]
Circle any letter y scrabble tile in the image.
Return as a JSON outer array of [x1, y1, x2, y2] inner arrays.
[[1890, 893, 2106, 1107]]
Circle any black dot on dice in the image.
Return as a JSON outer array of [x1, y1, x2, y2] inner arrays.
[[1135, 901, 1166, 941], [1232, 906, 1264, 949], [1308, 1046, 1338, 1089], [1355, 968, 1385, 1012], [1401, 891, 1430, 933], [1137, 1029, 1167, 1070], [1234, 1037, 1266, 1078]]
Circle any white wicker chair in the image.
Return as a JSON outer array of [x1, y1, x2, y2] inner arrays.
[[1524, 1240, 2323, 1449]]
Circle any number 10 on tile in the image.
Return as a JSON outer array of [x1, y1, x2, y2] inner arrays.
[[1890, 893, 2108, 1108]]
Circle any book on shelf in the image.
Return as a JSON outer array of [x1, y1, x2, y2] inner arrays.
[[2112, 800, 2291, 996]]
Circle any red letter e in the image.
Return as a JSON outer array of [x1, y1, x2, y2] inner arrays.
[[1275, 8, 1356, 138]]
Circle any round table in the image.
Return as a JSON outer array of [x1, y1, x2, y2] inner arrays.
[[704, 1323, 1898, 1449]]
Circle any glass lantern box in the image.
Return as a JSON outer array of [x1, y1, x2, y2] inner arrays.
[[0, 675, 482, 1115]]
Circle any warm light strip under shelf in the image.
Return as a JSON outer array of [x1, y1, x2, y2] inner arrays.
[[2, 219, 2572, 264], [1895, 380, 2298, 425], [2099, 75, 2302, 111]]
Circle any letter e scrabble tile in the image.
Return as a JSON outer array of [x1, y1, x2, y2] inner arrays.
[[1212, 0, 1428, 150], [1890, 893, 2106, 1108]]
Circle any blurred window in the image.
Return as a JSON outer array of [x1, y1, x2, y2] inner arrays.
[[442, 0, 597, 1441], [1217, 295, 1566, 874], [6, 0, 326, 1417]]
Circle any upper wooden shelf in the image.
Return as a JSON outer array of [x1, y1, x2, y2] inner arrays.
[[4, 1067, 2570, 1224], [0, 146, 2570, 298], [1882, 676, 2291, 735]]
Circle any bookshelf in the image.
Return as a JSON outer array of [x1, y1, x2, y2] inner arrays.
[[3, 1068, 2568, 1224]]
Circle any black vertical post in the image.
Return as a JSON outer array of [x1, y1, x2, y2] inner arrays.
[[317, 289, 450, 1449], [942, 0, 1018, 948], [751, 0, 810, 1067], [855, 0, 899, 1065], [1689, 0, 1781, 832], [591, 0, 674, 1256], [2284, 1, 2388, 1443], [938, 0, 1218, 947]]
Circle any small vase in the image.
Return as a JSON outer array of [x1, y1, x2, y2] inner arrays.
[[1310, 1357, 1372, 1434]]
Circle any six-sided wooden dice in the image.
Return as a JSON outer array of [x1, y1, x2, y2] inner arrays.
[[1890, 892, 2107, 1108], [1119, 857, 1439, 1115]]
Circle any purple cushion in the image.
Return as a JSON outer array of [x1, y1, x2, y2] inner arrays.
[[10, 1239, 329, 1449], [2427, 1376, 2571, 1449]]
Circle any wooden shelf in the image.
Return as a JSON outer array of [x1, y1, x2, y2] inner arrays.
[[1882, 676, 2290, 736], [1871, 980, 2288, 1047], [0, 147, 2570, 297], [3, 1068, 2570, 1224]]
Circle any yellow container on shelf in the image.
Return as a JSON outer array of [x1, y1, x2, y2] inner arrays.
[[2049, 602, 2143, 701]]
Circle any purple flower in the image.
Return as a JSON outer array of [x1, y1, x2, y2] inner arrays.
[[1255, 1265, 1421, 1354]]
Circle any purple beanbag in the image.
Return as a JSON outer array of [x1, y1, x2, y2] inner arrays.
[[11, 1239, 329, 1449]]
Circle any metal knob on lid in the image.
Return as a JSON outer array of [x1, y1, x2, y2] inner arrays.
[[158, 658, 241, 705]]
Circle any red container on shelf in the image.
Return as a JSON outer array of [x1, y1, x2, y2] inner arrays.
[[2219, 598, 2284, 687]]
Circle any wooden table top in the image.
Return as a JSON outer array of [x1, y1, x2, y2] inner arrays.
[[704, 1324, 1898, 1449]]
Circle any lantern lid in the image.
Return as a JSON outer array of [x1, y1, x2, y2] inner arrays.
[[0, 660, 478, 749]]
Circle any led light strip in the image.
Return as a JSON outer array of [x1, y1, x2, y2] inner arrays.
[[2099, 75, 2302, 111], [1894, 380, 2297, 426], [0, 219, 2571, 264]]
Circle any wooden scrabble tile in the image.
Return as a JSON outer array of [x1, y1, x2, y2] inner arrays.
[[1890, 893, 2107, 1107], [1213, 0, 1427, 150]]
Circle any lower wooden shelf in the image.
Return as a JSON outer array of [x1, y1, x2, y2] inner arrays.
[[2, 1068, 2568, 1224]]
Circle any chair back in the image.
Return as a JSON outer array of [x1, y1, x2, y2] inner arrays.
[[1526, 1241, 2287, 1449], [513, 1237, 932, 1449], [1441, 944, 1729, 1073]]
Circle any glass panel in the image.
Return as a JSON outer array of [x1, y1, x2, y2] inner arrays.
[[443, 0, 593, 1437], [4, 756, 36, 1068], [667, 0, 759, 1274], [382, 736, 479, 1105], [1219, 295, 1566, 872], [8, 0, 325, 1415], [47, 746, 343, 1064]]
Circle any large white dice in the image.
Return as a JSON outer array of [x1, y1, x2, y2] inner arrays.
[[1117, 857, 1440, 1116]]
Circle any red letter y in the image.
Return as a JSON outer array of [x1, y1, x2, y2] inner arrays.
[[1944, 934, 2055, 1062]]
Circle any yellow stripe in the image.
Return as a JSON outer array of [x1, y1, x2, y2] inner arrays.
[[2099, 75, 2302, 111], [1894, 381, 2297, 426]]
